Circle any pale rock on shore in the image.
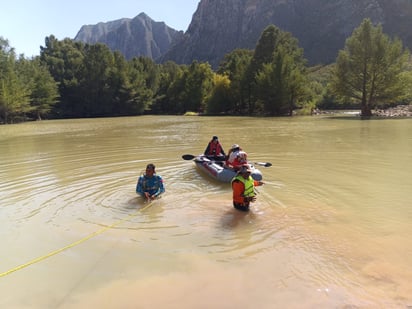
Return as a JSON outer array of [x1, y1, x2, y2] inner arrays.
[[313, 105, 412, 118], [373, 105, 412, 118]]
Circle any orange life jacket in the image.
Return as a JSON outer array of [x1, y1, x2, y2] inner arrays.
[[206, 141, 223, 155], [231, 174, 256, 205]]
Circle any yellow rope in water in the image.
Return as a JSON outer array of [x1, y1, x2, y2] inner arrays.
[[0, 200, 156, 278]]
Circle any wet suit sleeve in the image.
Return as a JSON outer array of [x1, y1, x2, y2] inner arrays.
[[136, 176, 145, 196], [153, 175, 165, 197]]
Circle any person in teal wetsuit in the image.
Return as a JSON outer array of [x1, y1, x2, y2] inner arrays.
[[136, 163, 165, 201]]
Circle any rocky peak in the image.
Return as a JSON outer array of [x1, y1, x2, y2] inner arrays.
[[74, 12, 183, 60], [161, 0, 412, 67], [74, 1, 412, 67]]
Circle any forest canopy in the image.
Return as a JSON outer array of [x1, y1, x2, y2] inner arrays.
[[1, 19, 411, 124]]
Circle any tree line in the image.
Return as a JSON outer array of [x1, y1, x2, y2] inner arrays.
[[1, 19, 411, 124]]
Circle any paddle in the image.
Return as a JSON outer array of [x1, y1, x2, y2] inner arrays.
[[254, 162, 272, 167], [182, 154, 196, 160], [182, 154, 271, 167]]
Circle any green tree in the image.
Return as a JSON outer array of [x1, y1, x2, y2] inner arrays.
[[244, 25, 283, 114], [79, 43, 116, 116], [166, 65, 188, 114], [29, 60, 59, 120], [206, 73, 232, 114], [152, 61, 183, 114], [256, 44, 308, 116], [218, 49, 253, 114], [40, 36, 85, 117], [185, 61, 214, 113], [126, 57, 157, 115], [170, 61, 214, 114], [0, 40, 31, 123], [15, 57, 59, 120], [106, 51, 134, 116], [331, 18, 411, 117], [134, 56, 160, 95], [247, 25, 308, 116]]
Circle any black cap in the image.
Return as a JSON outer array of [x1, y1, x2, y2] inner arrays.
[[213, 136, 218, 140]]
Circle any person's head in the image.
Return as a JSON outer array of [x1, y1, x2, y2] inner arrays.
[[145, 163, 155, 176], [237, 151, 247, 162], [231, 144, 240, 151], [238, 164, 252, 178], [212, 136, 218, 143]]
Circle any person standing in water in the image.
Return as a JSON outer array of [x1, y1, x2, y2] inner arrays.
[[231, 164, 263, 211], [136, 163, 165, 201]]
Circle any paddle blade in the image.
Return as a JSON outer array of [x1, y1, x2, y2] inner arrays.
[[182, 154, 195, 160], [254, 162, 272, 167]]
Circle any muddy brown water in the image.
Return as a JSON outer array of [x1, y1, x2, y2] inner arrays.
[[1, 115, 411, 308]]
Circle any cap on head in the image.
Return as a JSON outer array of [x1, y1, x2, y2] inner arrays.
[[146, 163, 155, 171], [231, 144, 240, 150], [212, 136, 218, 140]]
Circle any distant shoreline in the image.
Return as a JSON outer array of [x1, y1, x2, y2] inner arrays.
[[313, 105, 412, 118]]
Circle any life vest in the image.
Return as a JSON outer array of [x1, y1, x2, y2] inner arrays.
[[228, 150, 247, 167], [231, 174, 256, 204], [207, 141, 223, 155]]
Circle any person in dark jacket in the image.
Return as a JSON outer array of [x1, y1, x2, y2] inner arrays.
[[204, 136, 226, 160]]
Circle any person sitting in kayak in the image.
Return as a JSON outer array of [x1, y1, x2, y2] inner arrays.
[[204, 136, 226, 160], [136, 163, 165, 201], [232, 164, 264, 212], [226, 144, 247, 170]]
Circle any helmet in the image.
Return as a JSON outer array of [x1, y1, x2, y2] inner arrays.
[[237, 151, 247, 162]]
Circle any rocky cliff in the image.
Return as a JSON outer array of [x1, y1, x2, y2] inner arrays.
[[74, 13, 183, 60], [161, 0, 412, 67], [74, 1, 412, 68]]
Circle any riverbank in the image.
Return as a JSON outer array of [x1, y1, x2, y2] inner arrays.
[[313, 105, 412, 118], [373, 105, 412, 118]]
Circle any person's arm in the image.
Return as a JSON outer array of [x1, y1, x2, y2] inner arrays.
[[228, 151, 236, 163], [204, 143, 211, 155], [253, 180, 264, 187], [219, 143, 226, 156], [152, 176, 165, 198], [136, 176, 145, 197]]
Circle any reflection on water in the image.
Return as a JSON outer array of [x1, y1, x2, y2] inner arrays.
[[0, 116, 411, 308]]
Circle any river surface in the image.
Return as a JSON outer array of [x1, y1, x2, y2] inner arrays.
[[0, 115, 411, 308]]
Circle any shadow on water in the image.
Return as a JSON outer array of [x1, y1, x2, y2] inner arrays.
[[220, 207, 258, 229]]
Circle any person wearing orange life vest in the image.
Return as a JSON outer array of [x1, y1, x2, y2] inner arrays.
[[231, 164, 264, 212], [204, 136, 226, 160]]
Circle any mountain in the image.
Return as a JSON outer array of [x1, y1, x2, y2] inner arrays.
[[74, 12, 183, 60], [74, 1, 412, 68], [161, 0, 412, 67]]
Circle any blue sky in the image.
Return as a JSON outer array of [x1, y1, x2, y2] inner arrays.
[[0, 0, 199, 57]]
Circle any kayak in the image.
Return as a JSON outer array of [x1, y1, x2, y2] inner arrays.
[[193, 155, 263, 183]]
